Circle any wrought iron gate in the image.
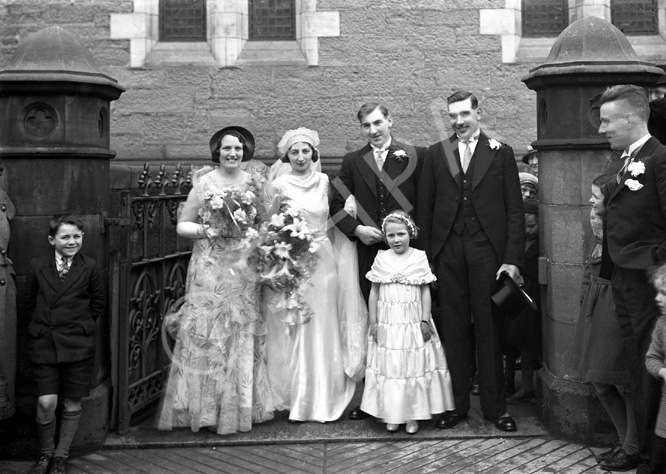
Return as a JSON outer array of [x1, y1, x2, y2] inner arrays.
[[110, 164, 192, 434]]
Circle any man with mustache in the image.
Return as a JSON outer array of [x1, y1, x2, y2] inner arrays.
[[330, 102, 425, 420], [417, 90, 525, 432]]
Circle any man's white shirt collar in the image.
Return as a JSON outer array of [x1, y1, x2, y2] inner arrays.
[[371, 137, 392, 154], [625, 133, 651, 157], [457, 130, 481, 159]]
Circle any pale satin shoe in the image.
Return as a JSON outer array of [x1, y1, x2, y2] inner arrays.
[[386, 423, 400, 432], [405, 421, 419, 434]]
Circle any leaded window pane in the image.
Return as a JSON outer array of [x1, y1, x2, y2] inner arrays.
[[611, 0, 658, 35], [249, 0, 296, 41], [160, 0, 206, 42], [522, 0, 568, 38]]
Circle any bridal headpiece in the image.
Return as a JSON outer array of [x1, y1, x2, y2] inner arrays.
[[278, 127, 320, 155]]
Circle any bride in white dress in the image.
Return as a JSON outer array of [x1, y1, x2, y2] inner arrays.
[[264, 128, 359, 423]]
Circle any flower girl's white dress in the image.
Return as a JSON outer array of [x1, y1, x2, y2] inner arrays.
[[361, 248, 455, 423]]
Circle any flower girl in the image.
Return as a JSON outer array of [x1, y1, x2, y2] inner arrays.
[[360, 211, 454, 434]]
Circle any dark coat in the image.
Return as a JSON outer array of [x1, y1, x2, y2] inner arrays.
[[649, 98, 666, 146], [329, 138, 425, 301], [330, 138, 425, 236], [416, 132, 525, 267], [603, 136, 666, 270], [24, 252, 105, 364]]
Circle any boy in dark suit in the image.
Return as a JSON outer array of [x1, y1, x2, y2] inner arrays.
[[25, 214, 105, 474]]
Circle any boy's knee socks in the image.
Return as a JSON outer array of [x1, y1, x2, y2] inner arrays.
[[54, 409, 82, 459], [36, 418, 56, 457]]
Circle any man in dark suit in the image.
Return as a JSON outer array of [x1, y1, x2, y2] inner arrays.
[[598, 84, 664, 473], [330, 102, 425, 419], [417, 91, 525, 432]]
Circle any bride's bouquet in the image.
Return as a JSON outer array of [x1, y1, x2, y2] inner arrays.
[[257, 201, 317, 326], [198, 183, 263, 242]]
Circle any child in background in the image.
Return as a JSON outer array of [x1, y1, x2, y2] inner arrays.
[[505, 199, 541, 404], [24, 214, 105, 474], [360, 211, 454, 434], [646, 263, 666, 473], [575, 174, 638, 471]]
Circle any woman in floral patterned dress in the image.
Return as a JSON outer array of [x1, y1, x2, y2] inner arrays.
[[158, 126, 275, 434]]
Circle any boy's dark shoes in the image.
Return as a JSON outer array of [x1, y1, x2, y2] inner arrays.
[[348, 406, 370, 420], [436, 412, 468, 429], [483, 414, 517, 432], [595, 444, 621, 463], [506, 389, 534, 404], [599, 449, 639, 472], [47, 457, 67, 474], [28, 454, 52, 474]]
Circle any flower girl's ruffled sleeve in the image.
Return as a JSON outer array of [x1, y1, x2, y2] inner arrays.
[[365, 249, 436, 285], [365, 250, 391, 283], [409, 250, 437, 285]]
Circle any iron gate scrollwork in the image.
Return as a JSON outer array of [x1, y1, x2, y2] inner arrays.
[[112, 163, 192, 434]]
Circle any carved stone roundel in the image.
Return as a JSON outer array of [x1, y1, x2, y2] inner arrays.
[[23, 104, 57, 138]]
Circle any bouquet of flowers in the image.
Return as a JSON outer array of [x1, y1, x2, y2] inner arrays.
[[198, 183, 263, 243], [257, 201, 317, 326]]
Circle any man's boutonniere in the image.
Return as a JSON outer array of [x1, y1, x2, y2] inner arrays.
[[488, 138, 501, 150], [625, 179, 644, 191], [627, 161, 646, 177], [388, 146, 407, 162]]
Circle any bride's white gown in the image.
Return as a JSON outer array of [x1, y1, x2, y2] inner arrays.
[[264, 171, 356, 422]]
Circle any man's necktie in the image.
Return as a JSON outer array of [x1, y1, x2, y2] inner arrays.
[[58, 257, 70, 280], [374, 148, 385, 171], [616, 149, 638, 183], [462, 140, 472, 173]]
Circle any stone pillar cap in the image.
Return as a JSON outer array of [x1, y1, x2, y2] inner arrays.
[[524, 17, 663, 84], [0, 26, 124, 94]]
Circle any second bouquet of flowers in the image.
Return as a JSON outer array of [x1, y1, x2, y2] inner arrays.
[[257, 200, 318, 326]]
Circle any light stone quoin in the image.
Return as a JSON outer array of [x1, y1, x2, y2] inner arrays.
[[110, 0, 340, 67]]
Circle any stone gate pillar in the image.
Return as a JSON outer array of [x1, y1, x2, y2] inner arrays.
[[0, 26, 124, 453], [522, 17, 662, 444]]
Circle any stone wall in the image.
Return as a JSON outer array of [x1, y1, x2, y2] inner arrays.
[[0, 0, 536, 164]]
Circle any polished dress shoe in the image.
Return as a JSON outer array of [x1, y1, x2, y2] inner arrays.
[[506, 389, 534, 405], [595, 444, 621, 463], [483, 414, 517, 432], [405, 421, 419, 434], [386, 423, 399, 432], [348, 406, 370, 420], [435, 412, 468, 429], [600, 448, 639, 472]]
